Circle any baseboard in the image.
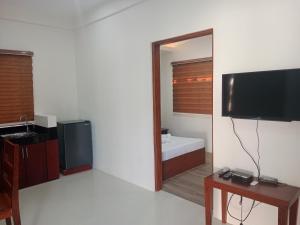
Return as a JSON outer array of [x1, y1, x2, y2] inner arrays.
[[61, 165, 92, 176]]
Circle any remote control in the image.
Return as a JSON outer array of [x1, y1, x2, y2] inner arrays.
[[218, 167, 230, 178]]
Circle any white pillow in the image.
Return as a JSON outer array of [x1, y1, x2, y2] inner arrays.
[[161, 133, 171, 143]]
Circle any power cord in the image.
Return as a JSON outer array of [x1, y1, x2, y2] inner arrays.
[[254, 202, 261, 209], [227, 194, 256, 224], [230, 118, 261, 178], [240, 196, 243, 223], [228, 118, 262, 224], [255, 120, 261, 180]]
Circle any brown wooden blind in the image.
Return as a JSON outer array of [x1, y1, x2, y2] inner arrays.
[[172, 57, 212, 114], [0, 50, 34, 124]]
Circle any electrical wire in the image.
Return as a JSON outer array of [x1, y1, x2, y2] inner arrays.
[[254, 202, 261, 209], [242, 200, 256, 222], [230, 118, 261, 178], [255, 120, 261, 179], [227, 194, 240, 222], [227, 194, 257, 224], [228, 118, 262, 224], [240, 196, 243, 223]]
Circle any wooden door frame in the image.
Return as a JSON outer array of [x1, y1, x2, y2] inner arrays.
[[152, 28, 214, 191]]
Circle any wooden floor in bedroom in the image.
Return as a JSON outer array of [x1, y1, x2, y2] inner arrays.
[[162, 152, 213, 206]]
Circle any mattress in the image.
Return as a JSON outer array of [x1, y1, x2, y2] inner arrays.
[[162, 136, 205, 161]]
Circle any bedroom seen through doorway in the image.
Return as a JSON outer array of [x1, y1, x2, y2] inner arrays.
[[152, 29, 213, 206]]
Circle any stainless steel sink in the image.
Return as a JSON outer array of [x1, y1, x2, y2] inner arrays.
[[1, 131, 38, 139]]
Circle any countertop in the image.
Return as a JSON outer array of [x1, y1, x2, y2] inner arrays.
[[0, 124, 57, 145]]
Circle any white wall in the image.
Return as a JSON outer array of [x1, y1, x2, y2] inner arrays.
[[75, 0, 300, 224], [160, 36, 213, 152], [0, 19, 79, 121]]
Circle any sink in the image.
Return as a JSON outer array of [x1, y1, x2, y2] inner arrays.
[[1, 131, 38, 139]]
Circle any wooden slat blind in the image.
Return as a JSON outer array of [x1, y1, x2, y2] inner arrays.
[[172, 57, 212, 114], [0, 51, 34, 124]]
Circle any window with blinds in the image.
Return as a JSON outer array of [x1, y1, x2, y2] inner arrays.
[[0, 50, 34, 124], [172, 57, 212, 114]]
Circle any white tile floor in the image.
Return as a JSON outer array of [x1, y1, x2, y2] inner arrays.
[[1, 170, 224, 225]]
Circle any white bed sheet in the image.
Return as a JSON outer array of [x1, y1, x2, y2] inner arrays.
[[162, 136, 205, 161]]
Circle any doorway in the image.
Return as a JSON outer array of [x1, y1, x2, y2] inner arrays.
[[152, 29, 213, 205]]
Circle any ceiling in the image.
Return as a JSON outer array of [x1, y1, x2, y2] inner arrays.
[[0, 0, 120, 29]]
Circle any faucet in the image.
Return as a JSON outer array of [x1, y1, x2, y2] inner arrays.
[[19, 115, 30, 132]]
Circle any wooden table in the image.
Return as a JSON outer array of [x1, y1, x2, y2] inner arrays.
[[204, 173, 300, 225]]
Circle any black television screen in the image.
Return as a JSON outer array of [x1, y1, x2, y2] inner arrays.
[[222, 68, 300, 121]]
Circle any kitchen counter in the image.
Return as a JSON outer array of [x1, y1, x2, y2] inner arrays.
[[0, 124, 57, 145], [0, 124, 60, 188]]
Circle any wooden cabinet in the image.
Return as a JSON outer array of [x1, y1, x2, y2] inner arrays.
[[26, 143, 47, 187], [19, 143, 47, 188], [46, 140, 59, 181], [18, 140, 59, 189], [18, 147, 26, 188]]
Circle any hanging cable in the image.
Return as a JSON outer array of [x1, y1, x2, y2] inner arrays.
[[227, 194, 256, 224], [228, 118, 262, 224], [227, 194, 241, 222], [230, 118, 261, 178], [253, 202, 261, 209], [240, 196, 243, 224], [255, 120, 261, 179]]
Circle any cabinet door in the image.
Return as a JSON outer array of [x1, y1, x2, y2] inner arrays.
[[25, 142, 47, 187], [46, 140, 59, 180], [19, 146, 26, 189]]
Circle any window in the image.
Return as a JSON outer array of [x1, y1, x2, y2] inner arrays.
[[0, 50, 34, 124], [172, 57, 212, 114]]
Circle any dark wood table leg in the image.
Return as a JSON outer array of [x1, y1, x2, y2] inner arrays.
[[289, 198, 299, 225], [278, 207, 288, 225], [221, 190, 228, 224], [205, 179, 213, 225]]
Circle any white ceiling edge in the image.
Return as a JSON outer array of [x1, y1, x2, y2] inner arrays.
[[75, 0, 147, 29], [0, 0, 76, 30], [0, 16, 73, 30], [0, 0, 147, 30]]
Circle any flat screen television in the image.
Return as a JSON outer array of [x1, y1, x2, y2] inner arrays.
[[222, 68, 300, 121]]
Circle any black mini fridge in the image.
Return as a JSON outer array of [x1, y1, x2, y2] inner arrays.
[[57, 120, 93, 175]]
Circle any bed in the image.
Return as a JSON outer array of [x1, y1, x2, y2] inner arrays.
[[162, 135, 206, 180]]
